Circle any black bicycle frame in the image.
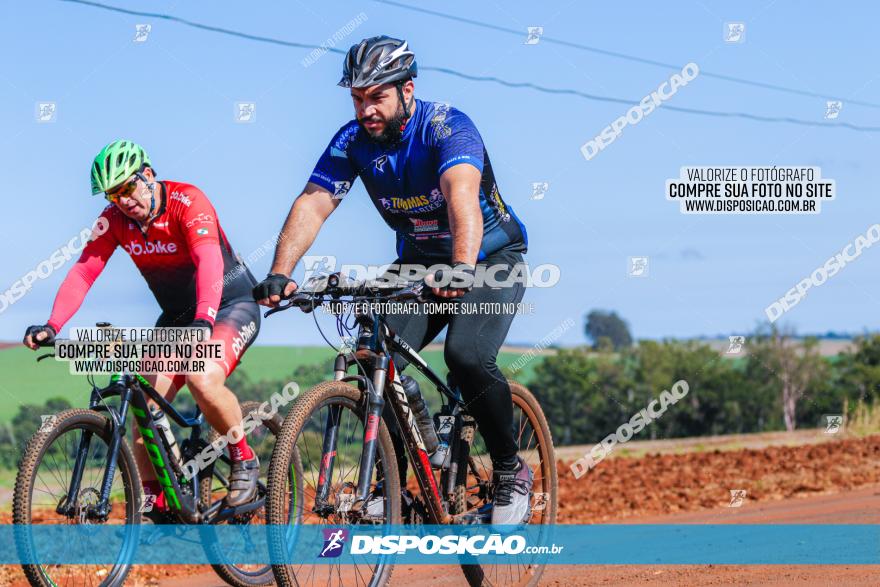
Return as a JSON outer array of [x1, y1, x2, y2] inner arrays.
[[60, 373, 261, 524]]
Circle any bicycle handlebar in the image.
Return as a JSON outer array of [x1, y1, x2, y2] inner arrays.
[[263, 276, 427, 318]]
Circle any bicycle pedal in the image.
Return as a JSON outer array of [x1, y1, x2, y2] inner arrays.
[[455, 510, 492, 525], [139, 523, 178, 546]]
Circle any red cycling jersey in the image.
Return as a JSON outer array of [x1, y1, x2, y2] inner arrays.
[[47, 181, 254, 332]]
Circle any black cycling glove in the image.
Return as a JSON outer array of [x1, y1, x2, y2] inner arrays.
[[431, 263, 477, 293], [24, 324, 56, 347], [252, 273, 295, 301], [189, 319, 213, 335]]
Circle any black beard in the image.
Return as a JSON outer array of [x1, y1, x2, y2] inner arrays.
[[358, 108, 407, 147]]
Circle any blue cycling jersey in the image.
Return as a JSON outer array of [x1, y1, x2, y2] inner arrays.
[[309, 99, 527, 262]]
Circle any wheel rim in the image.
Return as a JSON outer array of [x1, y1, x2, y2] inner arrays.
[[275, 395, 395, 586], [25, 420, 134, 587]]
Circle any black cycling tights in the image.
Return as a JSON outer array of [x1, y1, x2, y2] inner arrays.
[[383, 248, 526, 482]]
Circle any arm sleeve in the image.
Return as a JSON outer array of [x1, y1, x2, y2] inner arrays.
[[47, 213, 117, 332], [190, 243, 224, 324], [436, 108, 485, 176], [181, 190, 224, 323], [308, 122, 359, 199]]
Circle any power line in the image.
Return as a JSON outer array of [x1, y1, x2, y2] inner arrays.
[[427, 67, 880, 131], [59, 0, 331, 51], [374, 0, 880, 111], [58, 0, 880, 132]]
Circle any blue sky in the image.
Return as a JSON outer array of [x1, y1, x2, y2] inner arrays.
[[1, 0, 877, 346]]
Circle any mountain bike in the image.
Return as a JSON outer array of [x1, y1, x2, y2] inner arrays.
[[12, 323, 288, 587], [264, 274, 558, 587]]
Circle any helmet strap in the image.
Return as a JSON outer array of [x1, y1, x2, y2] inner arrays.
[[397, 82, 413, 122], [135, 171, 159, 231]]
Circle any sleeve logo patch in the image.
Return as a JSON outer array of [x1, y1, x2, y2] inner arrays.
[[430, 103, 453, 139], [196, 228, 209, 235], [185, 213, 215, 228], [332, 181, 351, 199]]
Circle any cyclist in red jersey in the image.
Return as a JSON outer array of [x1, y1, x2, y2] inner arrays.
[[23, 140, 262, 512]]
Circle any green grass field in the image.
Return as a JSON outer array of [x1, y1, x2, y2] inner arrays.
[[0, 345, 543, 422]]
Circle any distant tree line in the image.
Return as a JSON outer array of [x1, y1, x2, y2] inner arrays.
[[2, 317, 877, 467], [531, 320, 880, 445]]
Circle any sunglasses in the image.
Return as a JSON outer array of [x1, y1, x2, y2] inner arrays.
[[104, 176, 141, 203]]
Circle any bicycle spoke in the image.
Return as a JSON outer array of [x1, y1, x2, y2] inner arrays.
[[274, 391, 395, 586], [24, 419, 133, 587], [449, 386, 555, 586]]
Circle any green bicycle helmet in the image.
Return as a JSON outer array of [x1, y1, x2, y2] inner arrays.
[[90, 140, 152, 195]]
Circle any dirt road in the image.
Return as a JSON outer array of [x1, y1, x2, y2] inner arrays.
[[6, 433, 877, 586], [159, 485, 880, 586]]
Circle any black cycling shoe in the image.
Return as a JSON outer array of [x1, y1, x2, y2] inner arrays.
[[141, 508, 174, 525], [226, 455, 260, 507]]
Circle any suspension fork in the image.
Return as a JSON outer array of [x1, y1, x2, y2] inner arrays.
[[314, 354, 388, 513], [313, 356, 350, 510], [57, 383, 129, 519], [57, 429, 93, 517], [58, 434, 97, 518], [333, 353, 348, 382], [314, 405, 342, 509], [92, 384, 132, 519], [355, 355, 387, 503], [313, 356, 346, 511]]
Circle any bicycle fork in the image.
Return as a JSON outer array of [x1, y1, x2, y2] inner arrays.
[[57, 383, 130, 521], [56, 430, 97, 520], [313, 353, 451, 523], [313, 355, 387, 518]]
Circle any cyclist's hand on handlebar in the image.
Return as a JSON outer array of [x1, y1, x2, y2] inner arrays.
[[425, 263, 476, 299], [189, 318, 214, 335], [253, 273, 298, 307], [23, 324, 56, 350]]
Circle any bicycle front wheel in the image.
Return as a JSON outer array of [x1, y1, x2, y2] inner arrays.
[[266, 381, 401, 587], [13, 408, 141, 587]]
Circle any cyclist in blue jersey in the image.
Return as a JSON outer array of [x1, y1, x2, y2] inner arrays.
[[254, 36, 532, 524]]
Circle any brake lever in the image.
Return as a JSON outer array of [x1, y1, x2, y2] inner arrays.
[[263, 299, 295, 318], [407, 282, 432, 303], [263, 294, 318, 317], [36, 353, 55, 362]]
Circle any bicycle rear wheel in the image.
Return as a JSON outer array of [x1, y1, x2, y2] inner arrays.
[[266, 381, 401, 587], [202, 400, 284, 587], [13, 408, 141, 587], [448, 381, 557, 587]]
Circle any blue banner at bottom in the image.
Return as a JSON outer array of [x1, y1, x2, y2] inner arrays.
[[3, 524, 879, 565]]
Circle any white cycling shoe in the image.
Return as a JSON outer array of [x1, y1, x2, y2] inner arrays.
[[490, 456, 533, 525]]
